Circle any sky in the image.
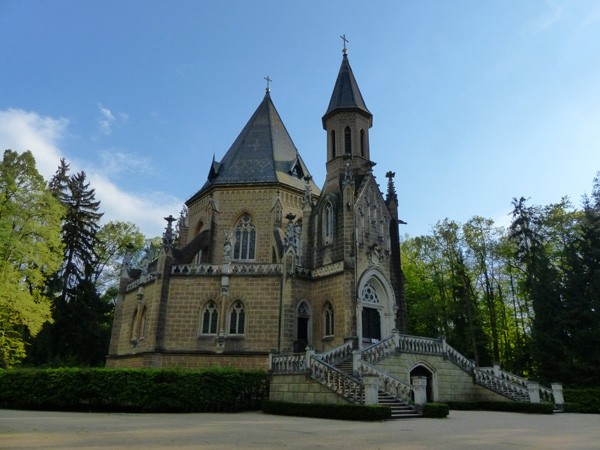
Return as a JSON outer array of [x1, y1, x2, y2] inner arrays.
[[1, 1, 600, 239]]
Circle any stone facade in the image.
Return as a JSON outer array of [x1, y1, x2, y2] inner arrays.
[[107, 51, 405, 369]]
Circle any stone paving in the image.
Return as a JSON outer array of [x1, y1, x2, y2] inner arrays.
[[1, 409, 599, 449]]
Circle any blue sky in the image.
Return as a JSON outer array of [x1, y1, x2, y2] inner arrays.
[[2, 1, 600, 238]]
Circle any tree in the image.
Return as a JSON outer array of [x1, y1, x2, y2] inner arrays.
[[0, 150, 63, 367], [28, 163, 106, 366]]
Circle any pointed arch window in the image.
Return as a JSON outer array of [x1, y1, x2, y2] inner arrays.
[[361, 283, 381, 304], [324, 201, 334, 244], [233, 213, 256, 260], [344, 126, 352, 154], [360, 129, 365, 157], [229, 301, 246, 335], [324, 302, 334, 337], [201, 301, 218, 335], [330, 130, 336, 158]]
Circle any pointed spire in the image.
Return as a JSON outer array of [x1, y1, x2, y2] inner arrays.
[[322, 47, 372, 128]]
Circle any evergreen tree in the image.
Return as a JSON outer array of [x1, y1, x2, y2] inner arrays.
[[28, 164, 105, 366]]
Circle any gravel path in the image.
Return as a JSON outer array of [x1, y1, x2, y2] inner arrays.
[[1, 409, 599, 449]]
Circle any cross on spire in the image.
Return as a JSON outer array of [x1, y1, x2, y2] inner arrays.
[[264, 75, 272, 93], [340, 34, 349, 54]]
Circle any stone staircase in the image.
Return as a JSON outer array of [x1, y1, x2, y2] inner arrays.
[[335, 357, 420, 419]]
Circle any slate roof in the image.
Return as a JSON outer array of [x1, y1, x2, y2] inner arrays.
[[189, 92, 319, 202], [322, 53, 372, 127]]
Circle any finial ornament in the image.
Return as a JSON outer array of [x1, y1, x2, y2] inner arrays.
[[264, 75, 272, 93], [340, 34, 349, 54]]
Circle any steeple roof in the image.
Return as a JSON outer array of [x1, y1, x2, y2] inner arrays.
[[189, 92, 319, 202], [322, 52, 372, 128]]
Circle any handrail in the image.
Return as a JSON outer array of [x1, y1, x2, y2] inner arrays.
[[359, 360, 414, 405], [473, 367, 529, 401], [317, 341, 354, 366], [309, 357, 364, 404], [361, 336, 397, 364], [270, 353, 307, 375], [397, 334, 444, 355]]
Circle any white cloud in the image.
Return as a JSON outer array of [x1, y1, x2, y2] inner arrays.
[[0, 108, 67, 179], [97, 103, 129, 136], [99, 150, 155, 176], [0, 108, 182, 238]]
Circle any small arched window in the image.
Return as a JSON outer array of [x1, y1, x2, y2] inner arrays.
[[324, 202, 334, 244], [201, 301, 218, 334], [233, 213, 256, 260], [324, 302, 334, 337], [344, 126, 352, 154], [229, 301, 245, 335], [360, 129, 365, 157], [331, 130, 336, 158]]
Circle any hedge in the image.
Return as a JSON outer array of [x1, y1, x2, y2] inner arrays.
[[262, 400, 391, 421], [563, 388, 600, 414], [0, 367, 268, 413], [422, 402, 449, 418], [446, 401, 554, 414]]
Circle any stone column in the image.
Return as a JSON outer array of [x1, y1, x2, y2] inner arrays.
[[551, 383, 564, 410], [392, 329, 400, 348], [412, 376, 427, 412], [305, 347, 315, 370], [363, 374, 379, 405], [527, 381, 540, 403], [352, 349, 361, 375]]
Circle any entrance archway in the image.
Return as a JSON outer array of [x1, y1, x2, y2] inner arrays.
[[294, 300, 310, 352], [410, 365, 435, 402]]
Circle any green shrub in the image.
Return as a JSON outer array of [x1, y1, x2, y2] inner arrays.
[[422, 402, 449, 418], [446, 401, 554, 414], [262, 400, 391, 421], [564, 388, 600, 414], [0, 367, 268, 413]]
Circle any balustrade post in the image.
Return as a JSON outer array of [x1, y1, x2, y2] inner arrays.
[[551, 383, 564, 410], [527, 381, 540, 403], [305, 347, 315, 371], [493, 362, 501, 377], [440, 336, 448, 358], [412, 376, 427, 412], [268, 352, 273, 371], [392, 329, 400, 349], [352, 349, 361, 376], [363, 374, 379, 405]]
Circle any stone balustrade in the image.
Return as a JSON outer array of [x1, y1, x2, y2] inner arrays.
[[361, 336, 397, 364], [318, 341, 354, 366], [397, 334, 444, 356], [359, 360, 414, 405], [473, 368, 530, 401], [310, 357, 364, 404], [270, 354, 307, 374]]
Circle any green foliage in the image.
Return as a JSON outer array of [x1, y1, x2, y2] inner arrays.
[[563, 388, 600, 414], [402, 172, 600, 387], [422, 402, 449, 418], [0, 150, 64, 368], [446, 401, 554, 414], [262, 400, 391, 421], [0, 367, 268, 412]]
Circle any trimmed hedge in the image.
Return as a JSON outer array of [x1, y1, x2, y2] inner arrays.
[[446, 401, 554, 414], [0, 367, 268, 412], [563, 388, 600, 414], [422, 402, 449, 418], [262, 400, 391, 421]]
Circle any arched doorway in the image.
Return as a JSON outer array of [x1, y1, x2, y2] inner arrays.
[[358, 273, 396, 345], [294, 301, 311, 352], [410, 365, 435, 403]]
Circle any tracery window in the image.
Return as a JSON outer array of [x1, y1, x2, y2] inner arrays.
[[324, 302, 334, 337], [229, 301, 245, 335], [201, 301, 218, 334], [233, 213, 256, 260], [361, 283, 380, 304]]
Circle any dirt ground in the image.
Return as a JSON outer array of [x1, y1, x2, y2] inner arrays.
[[1, 409, 599, 449]]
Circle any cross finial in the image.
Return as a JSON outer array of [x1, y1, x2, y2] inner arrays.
[[264, 75, 272, 93], [340, 34, 349, 54]]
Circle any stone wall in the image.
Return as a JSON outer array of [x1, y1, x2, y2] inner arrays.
[[376, 354, 510, 403], [269, 374, 351, 405]]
